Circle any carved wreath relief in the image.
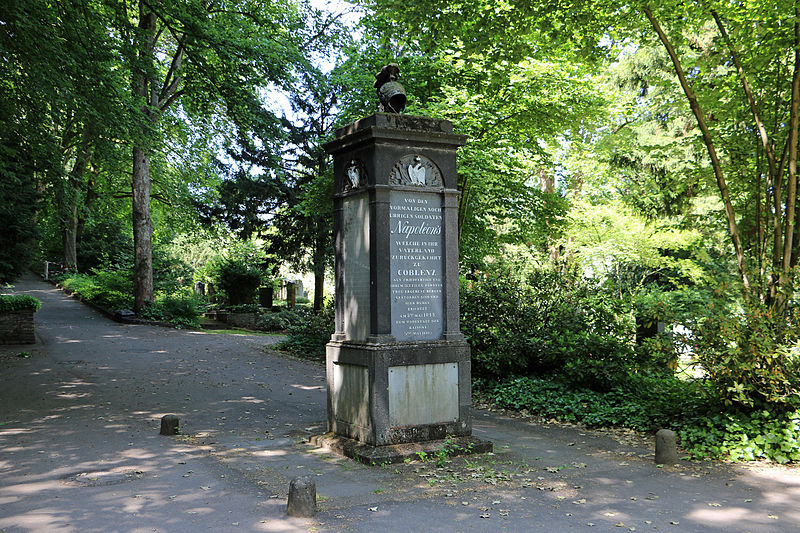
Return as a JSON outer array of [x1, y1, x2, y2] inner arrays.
[[389, 154, 442, 187], [344, 159, 366, 191]]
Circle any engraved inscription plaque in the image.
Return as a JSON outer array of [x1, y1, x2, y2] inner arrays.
[[389, 190, 444, 341]]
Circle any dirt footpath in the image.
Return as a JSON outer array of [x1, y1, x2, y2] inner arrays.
[[1, 275, 799, 532]]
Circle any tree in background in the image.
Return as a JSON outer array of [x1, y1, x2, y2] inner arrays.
[[122, 0, 308, 312]]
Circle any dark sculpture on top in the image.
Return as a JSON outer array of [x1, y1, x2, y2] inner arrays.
[[374, 63, 407, 113]]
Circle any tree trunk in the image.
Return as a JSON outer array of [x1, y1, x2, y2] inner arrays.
[[775, 12, 800, 312], [62, 203, 78, 269], [60, 131, 92, 270], [131, 2, 157, 313], [132, 145, 154, 312], [643, 4, 751, 297], [312, 224, 326, 311]]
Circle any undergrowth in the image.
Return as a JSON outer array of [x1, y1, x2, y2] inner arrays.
[[477, 375, 800, 464]]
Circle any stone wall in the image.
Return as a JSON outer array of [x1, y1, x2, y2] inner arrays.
[[226, 312, 257, 329], [0, 310, 35, 344]]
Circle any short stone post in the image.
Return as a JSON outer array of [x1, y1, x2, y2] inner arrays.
[[286, 475, 316, 517], [287, 282, 296, 308], [160, 415, 180, 435], [655, 428, 678, 465]]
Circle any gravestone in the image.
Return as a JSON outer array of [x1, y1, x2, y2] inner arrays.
[[323, 69, 475, 447], [286, 282, 296, 308], [259, 286, 274, 308]]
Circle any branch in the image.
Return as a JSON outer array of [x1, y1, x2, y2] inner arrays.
[[302, 9, 349, 48], [781, 10, 800, 276], [159, 89, 185, 112], [711, 10, 778, 180], [642, 3, 751, 295], [159, 42, 185, 105]]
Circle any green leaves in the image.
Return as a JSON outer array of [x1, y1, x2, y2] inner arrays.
[[0, 295, 42, 313]]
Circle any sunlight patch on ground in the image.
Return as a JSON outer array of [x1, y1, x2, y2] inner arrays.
[[687, 506, 751, 523]]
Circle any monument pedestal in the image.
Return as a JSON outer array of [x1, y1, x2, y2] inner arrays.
[[322, 113, 489, 454]]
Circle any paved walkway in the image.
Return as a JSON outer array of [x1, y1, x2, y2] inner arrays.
[[1, 275, 799, 532]]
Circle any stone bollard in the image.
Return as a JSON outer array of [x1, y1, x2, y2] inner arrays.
[[286, 475, 316, 517], [655, 428, 679, 465], [160, 415, 180, 435]]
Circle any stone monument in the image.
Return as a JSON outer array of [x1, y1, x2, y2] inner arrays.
[[320, 65, 490, 460]]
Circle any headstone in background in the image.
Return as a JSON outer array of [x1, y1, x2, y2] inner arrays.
[[287, 282, 296, 308], [259, 286, 274, 308]]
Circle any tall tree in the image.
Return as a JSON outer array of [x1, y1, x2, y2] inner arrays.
[[119, 0, 306, 312], [630, 0, 800, 310]]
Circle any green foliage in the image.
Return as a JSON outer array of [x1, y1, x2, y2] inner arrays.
[[679, 408, 800, 464], [693, 303, 800, 408], [215, 258, 262, 305], [0, 294, 41, 312], [256, 309, 308, 331], [480, 375, 711, 432], [140, 292, 202, 329], [227, 304, 260, 313], [59, 270, 133, 310], [461, 265, 641, 390], [276, 307, 334, 360], [481, 374, 800, 463], [0, 135, 39, 283]]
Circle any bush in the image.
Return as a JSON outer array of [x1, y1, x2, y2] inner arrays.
[[216, 258, 262, 305], [693, 303, 800, 408], [480, 374, 800, 463], [0, 294, 41, 312], [276, 307, 334, 360], [257, 308, 303, 331], [257, 313, 290, 331], [140, 292, 202, 328], [679, 407, 800, 464], [228, 303, 260, 313], [461, 267, 639, 390], [59, 271, 133, 310], [480, 374, 712, 432]]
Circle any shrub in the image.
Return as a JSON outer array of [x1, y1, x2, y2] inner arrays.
[[276, 307, 334, 360], [461, 267, 638, 390], [140, 292, 202, 328], [216, 258, 262, 305], [480, 374, 800, 463], [480, 374, 712, 432], [59, 269, 134, 310], [256, 308, 309, 331], [679, 407, 800, 464], [693, 303, 800, 408], [228, 303, 260, 313], [0, 294, 41, 312]]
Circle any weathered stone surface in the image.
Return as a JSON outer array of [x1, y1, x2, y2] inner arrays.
[[114, 309, 136, 321], [286, 475, 316, 517], [0, 310, 35, 344], [323, 112, 480, 449], [226, 312, 257, 329], [159, 415, 179, 435], [655, 428, 679, 465]]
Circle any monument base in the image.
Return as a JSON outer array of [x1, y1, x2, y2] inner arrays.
[[309, 432, 493, 466], [326, 340, 472, 446]]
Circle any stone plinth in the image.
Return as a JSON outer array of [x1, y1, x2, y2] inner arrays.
[[0, 310, 35, 344], [323, 113, 480, 448]]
